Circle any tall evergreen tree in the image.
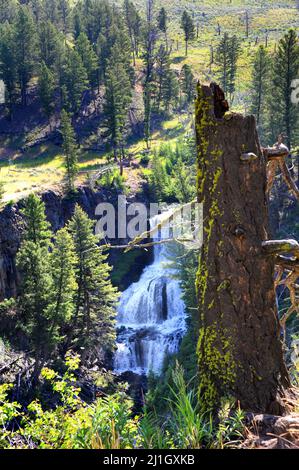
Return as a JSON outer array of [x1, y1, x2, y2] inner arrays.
[[0, 23, 17, 118], [60, 110, 78, 192], [172, 158, 195, 203], [17, 195, 53, 380], [157, 7, 167, 34], [39, 20, 61, 70], [66, 205, 117, 360], [20, 193, 52, 246], [181, 11, 195, 56], [14, 5, 37, 106], [271, 29, 299, 149], [162, 69, 179, 114], [157, 7, 168, 49], [155, 47, 179, 113], [57, 0, 70, 35], [103, 54, 132, 174], [180, 64, 195, 106], [215, 33, 240, 98], [250, 46, 270, 137], [150, 149, 169, 202], [50, 227, 77, 344], [17, 240, 54, 380], [61, 48, 88, 112], [75, 32, 99, 89], [142, 0, 157, 149], [123, 0, 142, 66], [38, 61, 55, 118], [155, 44, 169, 111]]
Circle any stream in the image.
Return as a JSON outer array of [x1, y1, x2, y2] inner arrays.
[[114, 213, 187, 376]]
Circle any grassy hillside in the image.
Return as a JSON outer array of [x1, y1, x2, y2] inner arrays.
[[0, 112, 192, 202], [0, 0, 298, 201], [130, 0, 299, 105]]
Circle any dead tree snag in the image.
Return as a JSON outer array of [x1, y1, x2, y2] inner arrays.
[[195, 82, 291, 415]]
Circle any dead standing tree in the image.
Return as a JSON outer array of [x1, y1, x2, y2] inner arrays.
[[195, 82, 293, 415]]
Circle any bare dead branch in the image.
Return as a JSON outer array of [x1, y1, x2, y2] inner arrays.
[[262, 239, 299, 257], [264, 142, 299, 200]]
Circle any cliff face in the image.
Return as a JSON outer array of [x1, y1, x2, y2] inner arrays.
[[0, 187, 151, 301], [0, 187, 102, 300]]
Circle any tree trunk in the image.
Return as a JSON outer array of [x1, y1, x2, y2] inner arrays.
[[195, 83, 290, 415]]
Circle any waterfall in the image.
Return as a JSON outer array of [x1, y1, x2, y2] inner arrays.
[[114, 212, 186, 375]]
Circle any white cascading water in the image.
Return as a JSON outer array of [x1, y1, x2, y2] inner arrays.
[[114, 212, 186, 375]]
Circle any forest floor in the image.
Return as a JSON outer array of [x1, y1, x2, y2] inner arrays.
[[243, 410, 299, 449]]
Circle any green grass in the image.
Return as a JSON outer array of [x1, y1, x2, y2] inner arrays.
[[0, 112, 190, 202], [137, 0, 299, 110]]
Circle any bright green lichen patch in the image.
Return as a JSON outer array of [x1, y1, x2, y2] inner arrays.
[[197, 323, 237, 409], [217, 280, 231, 292], [195, 86, 223, 313], [195, 86, 237, 411]]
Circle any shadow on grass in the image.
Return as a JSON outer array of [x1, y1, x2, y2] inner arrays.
[[4, 143, 62, 169], [172, 56, 186, 64]]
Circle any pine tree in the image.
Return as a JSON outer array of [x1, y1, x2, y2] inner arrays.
[[39, 20, 61, 70], [14, 5, 37, 106], [154, 45, 179, 113], [123, 0, 142, 65], [271, 29, 299, 149], [157, 7, 168, 49], [38, 61, 55, 118], [57, 0, 70, 35], [172, 158, 195, 203], [150, 150, 170, 202], [20, 193, 52, 246], [0, 22, 17, 118], [75, 32, 99, 89], [180, 64, 195, 106], [43, 0, 60, 24], [161, 69, 179, 114], [181, 11, 195, 57], [73, 11, 82, 40], [227, 35, 240, 98], [60, 110, 78, 192], [157, 7, 167, 34], [142, 0, 157, 149], [50, 227, 77, 343], [17, 240, 54, 380], [17, 195, 53, 380], [103, 56, 132, 174], [155, 44, 169, 111], [250, 46, 270, 137], [61, 48, 88, 113], [143, 82, 153, 150], [215, 33, 240, 98], [66, 205, 117, 360]]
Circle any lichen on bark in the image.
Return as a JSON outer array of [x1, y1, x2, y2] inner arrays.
[[195, 83, 290, 415]]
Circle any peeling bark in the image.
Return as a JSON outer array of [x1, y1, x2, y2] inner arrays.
[[195, 83, 290, 415]]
